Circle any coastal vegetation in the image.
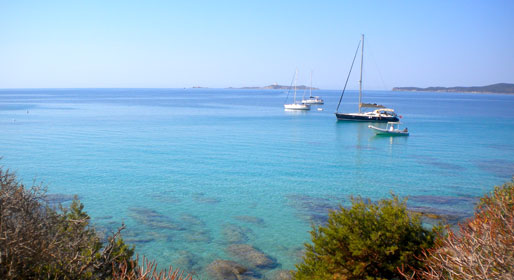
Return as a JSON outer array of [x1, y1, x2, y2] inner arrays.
[[392, 83, 514, 94], [295, 180, 514, 280], [294, 195, 440, 280], [402, 179, 514, 279], [0, 167, 191, 280]]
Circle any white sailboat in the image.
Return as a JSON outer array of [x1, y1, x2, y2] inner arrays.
[[301, 71, 324, 105], [284, 69, 310, 110]]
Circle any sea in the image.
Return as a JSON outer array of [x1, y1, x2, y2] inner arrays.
[[1, 88, 513, 278]]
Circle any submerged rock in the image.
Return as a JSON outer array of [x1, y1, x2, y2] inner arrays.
[[147, 231, 173, 242], [44, 193, 77, 204], [222, 223, 251, 244], [184, 228, 212, 243], [151, 194, 182, 204], [475, 159, 514, 178], [122, 228, 173, 244], [206, 259, 249, 280], [180, 213, 206, 227], [192, 192, 221, 204], [409, 195, 477, 206], [286, 194, 340, 225], [174, 250, 202, 276], [408, 205, 468, 225], [307, 213, 331, 225], [124, 236, 155, 244], [95, 215, 113, 220], [414, 155, 465, 171], [268, 270, 294, 280], [234, 215, 265, 226], [122, 229, 157, 244], [227, 244, 275, 269], [128, 207, 184, 230]]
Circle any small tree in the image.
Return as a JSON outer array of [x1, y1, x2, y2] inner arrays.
[[295, 195, 439, 280], [403, 179, 514, 280]]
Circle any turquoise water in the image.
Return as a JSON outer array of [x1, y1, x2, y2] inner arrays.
[[1, 88, 513, 278]]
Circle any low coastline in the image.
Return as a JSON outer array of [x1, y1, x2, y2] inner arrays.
[[392, 83, 514, 95]]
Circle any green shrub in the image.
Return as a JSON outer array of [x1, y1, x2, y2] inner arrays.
[[294, 195, 439, 280]]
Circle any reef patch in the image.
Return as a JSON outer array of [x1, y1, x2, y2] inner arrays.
[[128, 207, 184, 230]]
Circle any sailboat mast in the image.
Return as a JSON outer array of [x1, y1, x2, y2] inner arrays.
[[309, 71, 313, 98], [294, 69, 298, 103], [358, 34, 364, 113]]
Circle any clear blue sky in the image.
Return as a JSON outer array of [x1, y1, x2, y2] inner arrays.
[[1, 0, 513, 89]]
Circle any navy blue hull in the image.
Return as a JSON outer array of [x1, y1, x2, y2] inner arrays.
[[335, 113, 399, 122]]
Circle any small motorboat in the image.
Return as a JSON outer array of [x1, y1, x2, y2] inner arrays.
[[301, 71, 324, 105], [302, 96, 324, 105], [368, 122, 409, 136]]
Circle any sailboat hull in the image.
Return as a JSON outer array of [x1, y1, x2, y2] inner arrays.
[[335, 113, 399, 122], [301, 99, 324, 105], [285, 103, 310, 110]]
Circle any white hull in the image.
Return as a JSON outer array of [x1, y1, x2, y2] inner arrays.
[[284, 103, 311, 110], [301, 98, 324, 105], [368, 125, 409, 136]]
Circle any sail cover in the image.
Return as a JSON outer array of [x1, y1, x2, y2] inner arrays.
[[360, 103, 385, 108]]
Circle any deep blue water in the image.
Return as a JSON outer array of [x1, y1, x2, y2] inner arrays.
[[1, 88, 513, 278]]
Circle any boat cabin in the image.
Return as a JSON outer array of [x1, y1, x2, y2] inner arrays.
[[386, 122, 408, 132], [373, 108, 397, 117]]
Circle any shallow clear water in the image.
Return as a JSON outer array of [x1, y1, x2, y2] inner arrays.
[[1, 88, 513, 278]]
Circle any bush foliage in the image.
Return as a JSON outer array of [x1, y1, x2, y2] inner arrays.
[[403, 179, 514, 280], [113, 256, 192, 280], [294, 195, 439, 280]]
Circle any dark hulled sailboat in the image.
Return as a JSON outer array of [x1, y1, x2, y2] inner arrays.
[[335, 34, 399, 122]]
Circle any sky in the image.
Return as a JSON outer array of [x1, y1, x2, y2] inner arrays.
[[1, 0, 513, 89]]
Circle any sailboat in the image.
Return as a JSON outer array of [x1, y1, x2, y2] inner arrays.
[[284, 69, 311, 110], [335, 35, 399, 122], [301, 71, 324, 105]]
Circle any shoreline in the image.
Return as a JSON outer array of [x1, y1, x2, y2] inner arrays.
[[392, 89, 514, 95]]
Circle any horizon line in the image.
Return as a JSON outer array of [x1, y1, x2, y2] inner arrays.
[[0, 87, 393, 91]]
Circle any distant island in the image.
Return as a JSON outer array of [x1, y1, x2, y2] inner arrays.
[[228, 84, 319, 90], [392, 83, 514, 94]]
